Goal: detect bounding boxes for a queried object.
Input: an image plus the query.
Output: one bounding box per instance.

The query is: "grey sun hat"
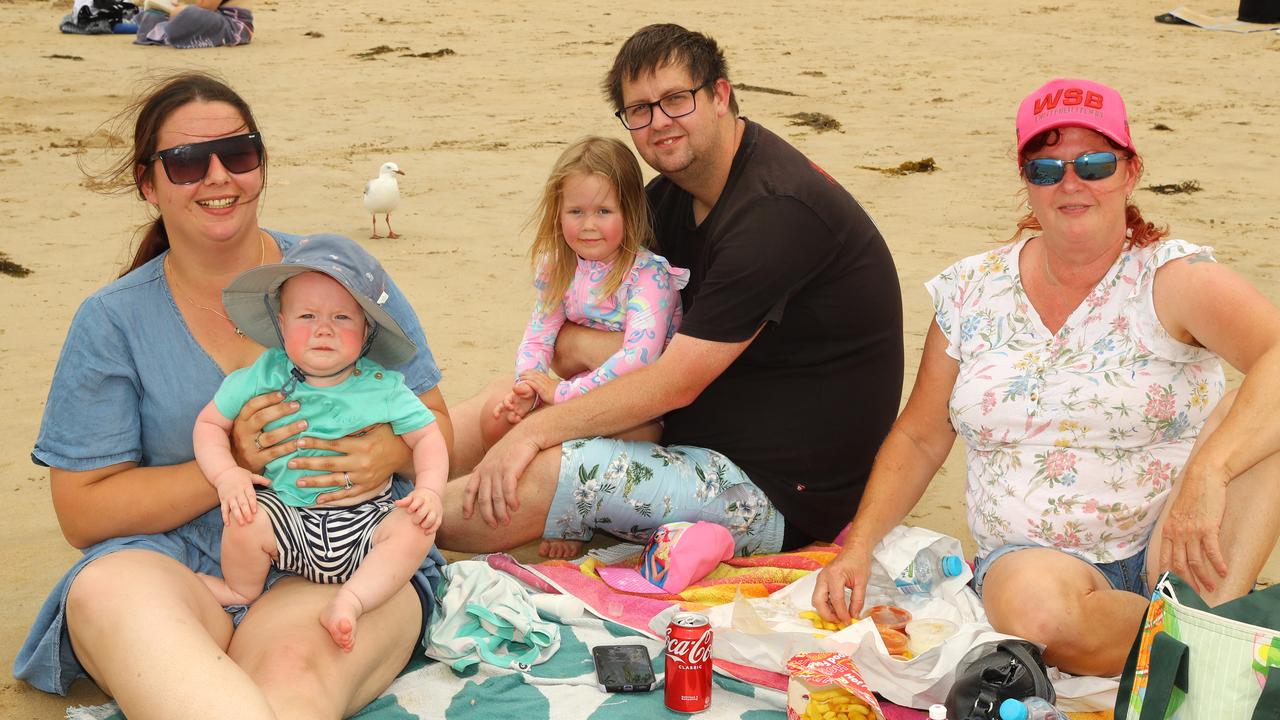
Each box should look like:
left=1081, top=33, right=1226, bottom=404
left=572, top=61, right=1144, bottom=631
left=223, top=233, right=417, bottom=367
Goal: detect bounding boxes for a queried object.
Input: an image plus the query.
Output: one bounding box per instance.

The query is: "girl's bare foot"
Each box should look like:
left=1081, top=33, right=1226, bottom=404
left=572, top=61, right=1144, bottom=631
left=538, top=538, right=584, bottom=559
left=319, top=587, right=364, bottom=652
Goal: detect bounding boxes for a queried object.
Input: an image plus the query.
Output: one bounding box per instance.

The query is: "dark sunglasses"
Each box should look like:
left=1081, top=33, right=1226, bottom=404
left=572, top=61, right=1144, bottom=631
left=1023, top=151, right=1124, bottom=186
left=148, top=132, right=264, bottom=185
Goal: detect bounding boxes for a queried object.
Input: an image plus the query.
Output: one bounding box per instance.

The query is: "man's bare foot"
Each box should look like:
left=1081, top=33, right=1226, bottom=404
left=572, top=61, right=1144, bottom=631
left=197, top=572, right=256, bottom=607
left=539, top=538, right=584, bottom=559
left=320, top=588, right=364, bottom=652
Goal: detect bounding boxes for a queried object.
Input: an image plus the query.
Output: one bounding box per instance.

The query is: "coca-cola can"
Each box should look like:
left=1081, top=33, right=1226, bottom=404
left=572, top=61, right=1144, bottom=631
left=665, top=611, right=712, bottom=713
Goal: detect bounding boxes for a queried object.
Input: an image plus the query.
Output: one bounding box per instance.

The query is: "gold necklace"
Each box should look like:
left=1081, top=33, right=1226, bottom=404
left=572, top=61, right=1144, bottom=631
left=165, top=232, right=266, bottom=337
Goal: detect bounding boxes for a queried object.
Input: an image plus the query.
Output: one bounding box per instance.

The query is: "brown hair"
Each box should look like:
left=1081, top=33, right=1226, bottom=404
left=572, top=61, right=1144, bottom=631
left=603, top=23, right=737, bottom=116
left=1010, top=128, right=1167, bottom=247
left=527, top=136, right=654, bottom=306
left=88, top=72, right=266, bottom=277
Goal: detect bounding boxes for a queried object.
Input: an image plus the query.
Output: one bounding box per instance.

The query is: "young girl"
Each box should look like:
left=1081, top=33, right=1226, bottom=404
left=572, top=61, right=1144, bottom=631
left=481, top=136, right=687, bottom=558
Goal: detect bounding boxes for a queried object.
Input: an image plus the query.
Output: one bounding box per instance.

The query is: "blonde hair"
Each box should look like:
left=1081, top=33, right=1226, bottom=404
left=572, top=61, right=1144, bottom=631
left=527, top=136, right=654, bottom=306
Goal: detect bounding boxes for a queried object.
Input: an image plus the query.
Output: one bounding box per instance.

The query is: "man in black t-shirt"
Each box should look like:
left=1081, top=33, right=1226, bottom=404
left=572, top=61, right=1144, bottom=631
left=439, top=24, right=903, bottom=557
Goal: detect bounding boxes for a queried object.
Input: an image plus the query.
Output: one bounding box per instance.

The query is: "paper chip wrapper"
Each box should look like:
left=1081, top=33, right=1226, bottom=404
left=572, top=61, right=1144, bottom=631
left=786, top=652, right=885, bottom=720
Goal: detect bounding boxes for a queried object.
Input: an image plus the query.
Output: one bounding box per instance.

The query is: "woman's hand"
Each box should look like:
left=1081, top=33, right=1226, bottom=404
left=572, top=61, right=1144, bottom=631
left=812, top=542, right=874, bottom=625
left=230, top=391, right=306, bottom=473
left=1158, top=462, right=1231, bottom=593
left=292, top=423, right=410, bottom=504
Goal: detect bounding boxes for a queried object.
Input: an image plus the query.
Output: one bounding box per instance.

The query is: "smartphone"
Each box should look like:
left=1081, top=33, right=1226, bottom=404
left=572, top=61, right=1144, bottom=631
left=591, top=644, right=657, bottom=693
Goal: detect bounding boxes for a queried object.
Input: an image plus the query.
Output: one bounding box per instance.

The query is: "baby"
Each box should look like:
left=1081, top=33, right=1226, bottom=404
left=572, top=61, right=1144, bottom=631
left=193, top=234, right=446, bottom=651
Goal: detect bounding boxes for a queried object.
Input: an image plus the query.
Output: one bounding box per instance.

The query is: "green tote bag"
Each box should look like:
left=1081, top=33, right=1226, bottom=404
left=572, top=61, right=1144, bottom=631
left=1116, top=572, right=1280, bottom=719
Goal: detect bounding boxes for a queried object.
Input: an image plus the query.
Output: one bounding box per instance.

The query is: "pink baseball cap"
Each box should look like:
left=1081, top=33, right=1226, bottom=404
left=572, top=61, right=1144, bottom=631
left=597, top=521, right=735, bottom=595
left=1015, top=78, right=1134, bottom=157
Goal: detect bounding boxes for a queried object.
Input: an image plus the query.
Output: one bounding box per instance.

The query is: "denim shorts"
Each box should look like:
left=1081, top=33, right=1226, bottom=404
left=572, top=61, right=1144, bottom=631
left=972, top=544, right=1150, bottom=599
left=544, top=437, right=786, bottom=556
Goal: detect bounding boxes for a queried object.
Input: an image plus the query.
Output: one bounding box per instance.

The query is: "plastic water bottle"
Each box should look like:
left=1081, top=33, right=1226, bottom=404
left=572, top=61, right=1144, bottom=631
left=893, top=549, right=965, bottom=595
left=998, top=697, right=1069, bottom=720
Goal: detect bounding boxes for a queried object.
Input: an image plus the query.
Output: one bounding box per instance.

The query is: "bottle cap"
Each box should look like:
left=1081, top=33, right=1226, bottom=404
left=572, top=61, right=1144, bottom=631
left=928, top=703, right=948, bottom=719
left=999, top=698, right=1028, bottom=720
left=941, top=555, right=965, bottom=577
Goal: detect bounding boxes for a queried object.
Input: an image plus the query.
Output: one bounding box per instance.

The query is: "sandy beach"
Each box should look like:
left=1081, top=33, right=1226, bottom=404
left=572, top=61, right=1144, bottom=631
left=2, top=0, right=1278, bottom=716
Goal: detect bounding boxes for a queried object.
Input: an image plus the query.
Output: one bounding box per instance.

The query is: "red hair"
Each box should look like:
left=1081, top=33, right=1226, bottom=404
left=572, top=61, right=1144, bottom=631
left=1009, top=128, right=1169, bottom=248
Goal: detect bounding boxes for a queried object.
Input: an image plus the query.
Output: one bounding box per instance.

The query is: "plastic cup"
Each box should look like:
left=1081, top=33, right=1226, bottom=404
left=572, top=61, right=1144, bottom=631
left=861, top=604, right=912, bottom=632
left=905, top=618, right=959, bottom=656
left=877, top=626, right=909, bottom=656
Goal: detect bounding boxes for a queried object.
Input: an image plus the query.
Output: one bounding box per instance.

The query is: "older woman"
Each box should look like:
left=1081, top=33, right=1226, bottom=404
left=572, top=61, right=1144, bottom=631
left=813, top=78, right=1280, bottom=677
left=14, top=72, right=450, bottom=718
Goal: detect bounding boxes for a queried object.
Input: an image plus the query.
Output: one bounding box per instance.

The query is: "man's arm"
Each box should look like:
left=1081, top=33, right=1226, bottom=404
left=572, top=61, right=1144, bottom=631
left=550, top=323, right=623, bottom=379
left=462, top=328, right=759, bottom=527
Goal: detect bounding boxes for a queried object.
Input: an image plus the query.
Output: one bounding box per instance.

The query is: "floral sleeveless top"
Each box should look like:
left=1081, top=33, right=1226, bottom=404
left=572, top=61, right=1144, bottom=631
left=926, top=238, right=1225, bottom=562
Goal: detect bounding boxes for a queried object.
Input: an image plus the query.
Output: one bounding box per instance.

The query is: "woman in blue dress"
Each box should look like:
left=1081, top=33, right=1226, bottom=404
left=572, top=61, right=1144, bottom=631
left=14, top=71, right=451, bottom=719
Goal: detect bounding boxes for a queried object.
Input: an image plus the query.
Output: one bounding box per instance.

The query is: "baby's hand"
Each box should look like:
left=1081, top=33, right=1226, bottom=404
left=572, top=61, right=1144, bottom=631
left=212, top=467, right=270, bottom=527
left=517, top=370, right=558, bottom=405
left=396, top=487, right=443, bottom=534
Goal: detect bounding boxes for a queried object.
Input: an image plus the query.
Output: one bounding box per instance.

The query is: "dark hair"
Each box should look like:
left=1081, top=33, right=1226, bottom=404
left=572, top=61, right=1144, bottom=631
left=603, top=23, right=737, bottom=116
left=89, top=72, right=266, bottom=277
left=1010, top=128, right=1168, bottom=248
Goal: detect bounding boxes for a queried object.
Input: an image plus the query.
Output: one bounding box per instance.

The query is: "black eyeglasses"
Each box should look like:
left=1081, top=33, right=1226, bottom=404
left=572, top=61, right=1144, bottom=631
left=148, top=132, right=264, bottom=185
left=1023, top=151, right=1124, bottom=186
left=614, top=82, right=711, bottom=130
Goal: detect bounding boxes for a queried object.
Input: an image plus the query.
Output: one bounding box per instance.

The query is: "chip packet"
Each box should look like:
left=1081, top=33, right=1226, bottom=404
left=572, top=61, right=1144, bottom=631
left=786, top=652, right=886, bottom=720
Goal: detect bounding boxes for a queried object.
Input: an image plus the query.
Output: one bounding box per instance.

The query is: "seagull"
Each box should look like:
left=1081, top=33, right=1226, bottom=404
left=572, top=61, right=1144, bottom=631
left=363, top=161, right=405, bottom=239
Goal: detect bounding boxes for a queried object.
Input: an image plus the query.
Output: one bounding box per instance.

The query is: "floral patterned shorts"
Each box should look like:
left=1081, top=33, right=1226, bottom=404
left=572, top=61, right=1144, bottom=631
left=544, top=437, right=786, bottom=556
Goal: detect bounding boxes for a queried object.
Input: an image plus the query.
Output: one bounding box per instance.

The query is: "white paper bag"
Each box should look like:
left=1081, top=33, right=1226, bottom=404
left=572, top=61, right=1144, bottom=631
left=700, top=526, right=1119, bottom=711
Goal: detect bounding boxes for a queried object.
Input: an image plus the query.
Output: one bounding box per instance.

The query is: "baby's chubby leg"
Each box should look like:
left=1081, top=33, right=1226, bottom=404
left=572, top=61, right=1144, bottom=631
left=321, top=508, right=432, bottom=652
left=199, top=509, right=277, bottom=606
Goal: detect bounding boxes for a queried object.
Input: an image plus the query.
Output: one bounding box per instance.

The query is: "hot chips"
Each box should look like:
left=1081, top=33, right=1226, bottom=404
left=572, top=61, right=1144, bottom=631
left=800, top=687, right=873, bottom=720
left=799, top=610, right=852, bottom=632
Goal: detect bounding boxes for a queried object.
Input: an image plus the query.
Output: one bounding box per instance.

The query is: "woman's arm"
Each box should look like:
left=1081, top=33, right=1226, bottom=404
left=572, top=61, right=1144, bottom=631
left=50, top=461, right=218, bottom=549
left=1151, top=257, right=1280, bottom=590
left=812, top=321, right=960, bottom=622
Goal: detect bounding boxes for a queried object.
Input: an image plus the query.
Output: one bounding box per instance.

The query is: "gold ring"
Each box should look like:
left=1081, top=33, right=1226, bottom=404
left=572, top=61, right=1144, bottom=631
left=343, top=472, right=353, bottom=490
left=253, top=432, right=264, bottom=451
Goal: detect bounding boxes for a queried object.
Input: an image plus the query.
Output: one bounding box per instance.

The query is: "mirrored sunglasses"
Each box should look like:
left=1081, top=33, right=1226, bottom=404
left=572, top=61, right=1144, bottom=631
left=149, top=132, right=264, bottom=185
left=1023, top=151, right=1122, bottom=186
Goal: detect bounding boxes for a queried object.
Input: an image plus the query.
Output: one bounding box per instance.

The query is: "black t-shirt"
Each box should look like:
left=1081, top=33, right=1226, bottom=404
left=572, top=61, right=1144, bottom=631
left=649, top=119, right=904, bottom=543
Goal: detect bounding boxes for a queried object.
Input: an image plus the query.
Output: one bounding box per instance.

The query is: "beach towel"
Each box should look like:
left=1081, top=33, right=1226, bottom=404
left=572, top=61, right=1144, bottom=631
left=65, top=611, right=798, bottom=720
left=495, top=528, right=1119, bottom=714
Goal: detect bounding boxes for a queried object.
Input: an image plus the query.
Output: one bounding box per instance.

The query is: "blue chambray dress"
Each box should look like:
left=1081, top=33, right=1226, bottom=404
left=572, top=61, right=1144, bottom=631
left=15, top=229, right=446, bottom=695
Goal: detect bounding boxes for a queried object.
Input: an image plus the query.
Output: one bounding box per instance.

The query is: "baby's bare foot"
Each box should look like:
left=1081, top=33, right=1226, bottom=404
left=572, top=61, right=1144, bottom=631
left=320, top=588, right=364, bottom=652
left=538, top=538, right=584, bottom=559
